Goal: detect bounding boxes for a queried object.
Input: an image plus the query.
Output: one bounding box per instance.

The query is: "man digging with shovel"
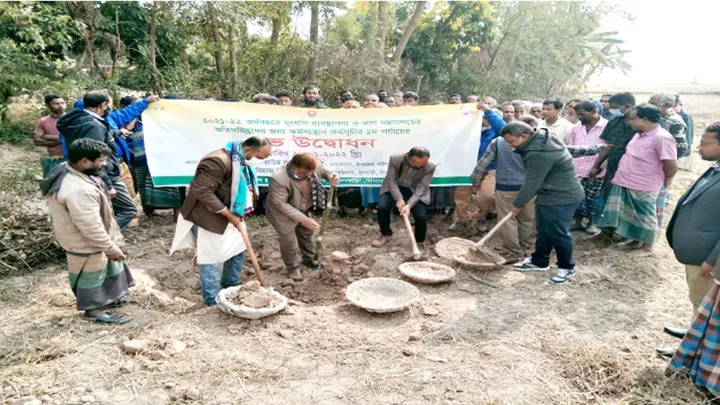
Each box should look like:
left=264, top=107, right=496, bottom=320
left=372, top=147, right=437, bottom=257
left=266, top=152, right=340, bottom=282
left=500, top=122, right=584, bottom=284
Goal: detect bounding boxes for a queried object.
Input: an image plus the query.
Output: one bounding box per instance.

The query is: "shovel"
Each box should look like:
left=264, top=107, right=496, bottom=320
left=238, top=222, right=267, bottom=287
left=402, top=212, right=424, bottom=261
left=463, top=212, right=514, bottom=265
left=311, top=185, right=336, bottom=269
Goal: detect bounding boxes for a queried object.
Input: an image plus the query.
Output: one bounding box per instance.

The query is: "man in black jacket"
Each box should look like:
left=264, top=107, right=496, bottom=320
left=57, top=91, right=137, bottom=230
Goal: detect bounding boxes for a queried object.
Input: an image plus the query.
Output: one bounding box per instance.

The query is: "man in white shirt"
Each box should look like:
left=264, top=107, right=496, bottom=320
left=541, top=97, right=574, bottom=144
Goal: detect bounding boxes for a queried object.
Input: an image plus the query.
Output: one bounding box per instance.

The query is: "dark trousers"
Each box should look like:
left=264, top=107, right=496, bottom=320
left=377, top=188, right=428, bottom=243
left=531, top=203, right=578, bottom=270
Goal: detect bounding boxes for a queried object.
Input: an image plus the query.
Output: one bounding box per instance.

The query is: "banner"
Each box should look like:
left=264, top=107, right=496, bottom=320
left=143, top=100, right=483, bottom=187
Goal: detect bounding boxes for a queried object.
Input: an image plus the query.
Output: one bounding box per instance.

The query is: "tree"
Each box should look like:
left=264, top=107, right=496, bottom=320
left=390, top=1, right=426, bottom=64
left=307, top=1, right=320, bottom=83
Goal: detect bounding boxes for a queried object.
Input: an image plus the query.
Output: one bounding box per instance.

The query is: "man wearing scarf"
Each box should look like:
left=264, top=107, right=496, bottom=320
left=170, top=137, right=272, bottom=306
left=266, top=152, right=340, bottom=281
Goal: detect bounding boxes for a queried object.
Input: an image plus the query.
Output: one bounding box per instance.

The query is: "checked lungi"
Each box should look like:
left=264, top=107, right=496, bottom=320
left=596, top=184, right=659, bottom=245
left=575, top=177, right=603, bottom=219
left=667, top=282, right=720, bottom=398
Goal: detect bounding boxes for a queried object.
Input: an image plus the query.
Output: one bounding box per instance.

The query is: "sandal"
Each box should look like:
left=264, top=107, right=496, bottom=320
left=84, top=312, right=132, bottom=324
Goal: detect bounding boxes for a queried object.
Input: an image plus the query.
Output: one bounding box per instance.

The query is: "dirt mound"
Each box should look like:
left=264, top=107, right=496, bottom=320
left=228, top=281, right=281, bottom=308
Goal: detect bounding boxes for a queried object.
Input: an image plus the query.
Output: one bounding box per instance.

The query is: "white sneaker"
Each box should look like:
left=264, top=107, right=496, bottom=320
left=512, top=258, right=549, bottom=272
left=449, top=221, right=466, bottom=230
left=476, top=220, right=489, bottom=232
left=551, top=268, right=576, bottom=284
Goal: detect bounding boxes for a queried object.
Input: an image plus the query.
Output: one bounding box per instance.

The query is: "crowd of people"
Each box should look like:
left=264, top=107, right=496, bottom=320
left=33, top=85, right=720, bottom=399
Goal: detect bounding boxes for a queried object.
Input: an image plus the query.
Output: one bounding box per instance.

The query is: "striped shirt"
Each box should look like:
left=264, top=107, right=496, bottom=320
left=570, top=118, right=608, bottom=178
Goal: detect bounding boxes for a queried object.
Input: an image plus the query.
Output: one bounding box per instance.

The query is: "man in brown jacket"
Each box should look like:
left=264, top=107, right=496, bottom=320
left=373, top=147, right=437, bottom=248
left=266, top=152, right=339, bottom=281
left=42, top=139, right=134, bottom=324
left=172, top=137, right=272, bottom=306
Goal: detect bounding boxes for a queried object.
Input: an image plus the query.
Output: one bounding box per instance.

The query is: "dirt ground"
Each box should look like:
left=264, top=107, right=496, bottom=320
left=0, top=93, right=717, bottom=405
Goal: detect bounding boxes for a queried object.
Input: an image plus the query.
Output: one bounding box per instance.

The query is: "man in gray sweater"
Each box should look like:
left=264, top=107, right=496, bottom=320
left=500, top=122, right=584, bottom=284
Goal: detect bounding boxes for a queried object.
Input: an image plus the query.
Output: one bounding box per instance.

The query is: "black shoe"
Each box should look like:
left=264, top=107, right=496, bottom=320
left=656, top=346, right=676, bottom=358
left=663, top=325, right=687, bottom=340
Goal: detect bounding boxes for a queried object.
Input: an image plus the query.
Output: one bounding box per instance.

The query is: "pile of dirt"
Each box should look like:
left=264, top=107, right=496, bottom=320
left=229, top=281, right=282, bottom=308
left=458, top=246, right=505, bottom=265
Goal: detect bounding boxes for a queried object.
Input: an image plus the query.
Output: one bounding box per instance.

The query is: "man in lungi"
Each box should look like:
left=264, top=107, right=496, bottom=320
left=596, top=104, right=678, bottom=256
left=171, top=137, right=272, bottom=306
left=568, top=101, right=608, bottom=236
left=266, top=152, right=340, bottom=281
left=665, top=124, right=720, bottom=397
left=42, top=139, right=134, bottom=324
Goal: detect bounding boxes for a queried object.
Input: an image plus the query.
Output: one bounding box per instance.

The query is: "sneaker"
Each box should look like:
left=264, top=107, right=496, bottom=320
left=584, top=225, right=601, bottom=236
left=551, top=268, right=575, bottom=284
left=512, top=258, right=549, bottom=272
left=569, top=224, right=585, bottom=232
left=476, top=219, right=489, bottom=233
left=449, top=221, right=466, bottom=231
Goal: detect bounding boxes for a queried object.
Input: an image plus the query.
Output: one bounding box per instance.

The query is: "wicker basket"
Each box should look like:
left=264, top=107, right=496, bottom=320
left=398, top=261, right=456, bottom=284
left=216, top=286, right=288, bottom=320
left=435, top=237, right=475, bottom=260
left=345, top=277, right=420, bottom=313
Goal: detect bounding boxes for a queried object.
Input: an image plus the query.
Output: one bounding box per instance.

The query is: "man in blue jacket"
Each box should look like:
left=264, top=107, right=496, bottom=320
left=451, top=103, right=506, bottom=232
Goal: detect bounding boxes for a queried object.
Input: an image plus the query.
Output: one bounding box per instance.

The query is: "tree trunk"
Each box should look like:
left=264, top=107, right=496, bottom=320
left=376, top=1, right=389, bottom=62
left=270, top=16, right=281, bottom=46
left=111, top=9, right=119, bottom=79
left=307, top=2, right=319, bottom=83
left=207, top=3, right=226, bottom=91
left=149, top=2, right=162, bottom=94
left=390, top=1, right=425, bottom=64
left=228, top=21, right=238, bottom=95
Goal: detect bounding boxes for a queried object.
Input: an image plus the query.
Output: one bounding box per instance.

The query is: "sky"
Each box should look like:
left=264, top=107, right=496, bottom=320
left=593, top=0, right=720, bottom=85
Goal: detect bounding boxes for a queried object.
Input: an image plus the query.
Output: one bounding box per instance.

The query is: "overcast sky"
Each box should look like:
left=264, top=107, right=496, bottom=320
left=594, top=0, right=719, bottom=85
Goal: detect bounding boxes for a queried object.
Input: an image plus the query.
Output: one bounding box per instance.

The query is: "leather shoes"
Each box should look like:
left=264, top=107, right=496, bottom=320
left=287, top=268, right=303, bottom=282
left=663, top=326, right=688, bottom=340
left=656, top=346, right=676, bottom=358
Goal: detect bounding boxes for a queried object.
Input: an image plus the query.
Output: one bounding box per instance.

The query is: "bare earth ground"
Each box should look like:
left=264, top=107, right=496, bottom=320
left=0, top=94, right=717, bottom=405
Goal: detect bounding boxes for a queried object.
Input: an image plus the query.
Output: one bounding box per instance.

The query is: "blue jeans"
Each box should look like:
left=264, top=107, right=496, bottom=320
left=192, top=226, right=247, bottom=306
left=531, top=203, right=579, bottom=270
left=198, top=252, right=247, bottom=306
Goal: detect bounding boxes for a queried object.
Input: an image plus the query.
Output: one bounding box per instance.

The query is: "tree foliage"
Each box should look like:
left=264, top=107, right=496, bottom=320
left=0, top=0, right=631, bottom=115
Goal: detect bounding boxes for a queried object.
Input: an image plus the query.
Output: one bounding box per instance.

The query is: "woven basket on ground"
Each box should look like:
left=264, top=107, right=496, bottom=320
left=345, top=277, right=419, bottom=313
left=434, top=237, right=475, bottom=260
left=216, top=286, right=288, bottom=320
left=398, top=261, right=456, bottom=284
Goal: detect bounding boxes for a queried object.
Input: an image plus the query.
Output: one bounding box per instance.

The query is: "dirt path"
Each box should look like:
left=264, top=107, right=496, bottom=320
left=1, top=94, right=716, bottom=405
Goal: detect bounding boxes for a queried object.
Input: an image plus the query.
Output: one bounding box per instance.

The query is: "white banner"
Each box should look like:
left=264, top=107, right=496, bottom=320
left=142, top=100, right=483, bottom=187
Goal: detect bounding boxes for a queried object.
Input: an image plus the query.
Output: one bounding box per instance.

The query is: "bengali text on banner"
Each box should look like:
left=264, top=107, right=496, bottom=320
left=142, top=100, right=483, bottom=187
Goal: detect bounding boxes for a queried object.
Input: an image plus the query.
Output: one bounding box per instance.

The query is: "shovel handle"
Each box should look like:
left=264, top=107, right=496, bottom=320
left=402, top=212, right=421, bottom=256
left=238, top=222, right=266, bottom=287
left=312, top=185, right=336, bottom=265
left=474, top=212, right=514, bottom=248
